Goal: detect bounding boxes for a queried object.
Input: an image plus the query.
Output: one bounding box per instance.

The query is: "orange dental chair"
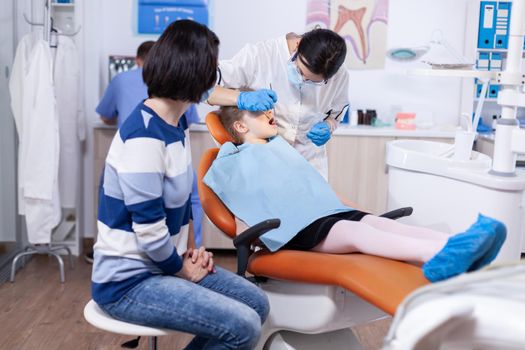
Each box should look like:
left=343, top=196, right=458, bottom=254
left=197, top=111, right=430, bottom=349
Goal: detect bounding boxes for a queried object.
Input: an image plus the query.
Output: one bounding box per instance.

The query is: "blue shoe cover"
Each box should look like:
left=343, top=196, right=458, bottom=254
left=423, top=216, right=496, bottom=282
left=468, top=214, right=507, bottom=271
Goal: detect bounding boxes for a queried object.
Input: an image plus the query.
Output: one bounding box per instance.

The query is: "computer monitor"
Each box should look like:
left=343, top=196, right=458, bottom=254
left=108, top=55, right=136, bottom=81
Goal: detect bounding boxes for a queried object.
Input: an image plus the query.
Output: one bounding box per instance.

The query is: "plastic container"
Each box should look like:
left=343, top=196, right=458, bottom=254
left=395, top=112, right=416, bottom=130
left=453, top=130, right=476, bottom=161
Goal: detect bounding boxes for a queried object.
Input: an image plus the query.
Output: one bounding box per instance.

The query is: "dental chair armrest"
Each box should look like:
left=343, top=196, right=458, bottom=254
left=380, top=207, right=413, bottom=220
left=233, top=219, right=281, bottom=277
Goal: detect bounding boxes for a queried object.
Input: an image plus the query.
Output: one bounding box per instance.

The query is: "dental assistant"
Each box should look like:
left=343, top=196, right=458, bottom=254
left=208, top=28, right=350, bottom=179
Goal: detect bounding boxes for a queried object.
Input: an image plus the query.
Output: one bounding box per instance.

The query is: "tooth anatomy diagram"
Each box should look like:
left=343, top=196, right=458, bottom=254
left=307, top=0, right=389, bottom=69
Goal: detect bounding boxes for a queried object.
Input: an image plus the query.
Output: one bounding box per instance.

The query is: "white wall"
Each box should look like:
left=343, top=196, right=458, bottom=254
left=350, top=0, right=471, bottom=125
left=77, top=0, right=470, bottom=237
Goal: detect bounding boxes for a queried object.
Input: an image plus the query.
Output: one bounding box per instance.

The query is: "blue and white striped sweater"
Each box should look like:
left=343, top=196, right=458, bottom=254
left=92, top=103, right=193, bottom=305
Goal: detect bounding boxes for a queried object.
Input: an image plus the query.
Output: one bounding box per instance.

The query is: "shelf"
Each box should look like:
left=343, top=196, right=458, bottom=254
left=477, top=48, right=525, bottom=55
left=477, top=48, right=509, bottom=53
left=474, top=98, right=497, bottom=102
left=407, top=68, right=496, bottom=79
left=51, top=3, right=74, bottom=7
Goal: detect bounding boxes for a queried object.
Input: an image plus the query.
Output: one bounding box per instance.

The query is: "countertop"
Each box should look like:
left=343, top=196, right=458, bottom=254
left=93, top=120, right=456, bottom=138
left=188, top=123, right=457, bottom=138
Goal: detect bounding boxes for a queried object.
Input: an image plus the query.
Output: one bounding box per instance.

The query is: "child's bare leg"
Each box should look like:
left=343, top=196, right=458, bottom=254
left=361, top=215, right=449, bottom=241
left=311, top=220, right=446, bottom=262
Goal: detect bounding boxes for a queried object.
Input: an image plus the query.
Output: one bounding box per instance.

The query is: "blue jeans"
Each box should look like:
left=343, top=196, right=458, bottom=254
left=99, top=267, right=269, bottom=350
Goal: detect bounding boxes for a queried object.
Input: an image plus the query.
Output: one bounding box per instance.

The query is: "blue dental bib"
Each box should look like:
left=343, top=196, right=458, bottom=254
left=203, top=136, right=353, bottom=251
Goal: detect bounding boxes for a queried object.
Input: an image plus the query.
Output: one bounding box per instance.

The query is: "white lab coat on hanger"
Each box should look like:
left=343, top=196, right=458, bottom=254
left=219, top=35, right=350, bottom=179
left=9, top=30, right=61, bottom=244
left=54, top=35, right=84, bottom=209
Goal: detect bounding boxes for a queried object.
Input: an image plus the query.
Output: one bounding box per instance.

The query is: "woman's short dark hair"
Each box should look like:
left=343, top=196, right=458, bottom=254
left=297, top=29, right=346, bottom=80
left=143, top=20, right=220, bottom=103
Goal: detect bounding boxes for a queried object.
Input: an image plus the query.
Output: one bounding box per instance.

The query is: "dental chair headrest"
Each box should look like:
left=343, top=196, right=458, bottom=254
left=205, top=111, right=234, bottom=145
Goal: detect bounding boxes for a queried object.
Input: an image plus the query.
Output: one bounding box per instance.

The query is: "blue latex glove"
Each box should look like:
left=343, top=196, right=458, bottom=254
left=307, top=122, right=331, bottom=146
left=237, top=89, right=278, bottom=111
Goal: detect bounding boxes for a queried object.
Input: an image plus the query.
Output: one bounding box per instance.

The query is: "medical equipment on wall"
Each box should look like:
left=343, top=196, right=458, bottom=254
left=384, top=263, right=525, bottom=350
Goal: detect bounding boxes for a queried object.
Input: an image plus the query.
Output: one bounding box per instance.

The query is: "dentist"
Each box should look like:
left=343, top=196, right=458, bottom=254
left=208, top=28, right=350, bottom=179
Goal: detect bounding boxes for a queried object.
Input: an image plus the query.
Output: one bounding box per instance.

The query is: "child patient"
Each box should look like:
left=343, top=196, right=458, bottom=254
left=203, top=106, right=507, bottom=282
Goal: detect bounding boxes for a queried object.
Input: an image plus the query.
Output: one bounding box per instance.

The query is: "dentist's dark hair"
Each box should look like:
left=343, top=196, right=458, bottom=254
left=297, top=29, right=346, bottom=80
left=143, top=20, right=220, bottom=102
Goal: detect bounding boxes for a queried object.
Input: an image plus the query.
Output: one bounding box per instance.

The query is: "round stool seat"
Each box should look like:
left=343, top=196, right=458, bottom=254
left=84, top=299, right=177, bottom=337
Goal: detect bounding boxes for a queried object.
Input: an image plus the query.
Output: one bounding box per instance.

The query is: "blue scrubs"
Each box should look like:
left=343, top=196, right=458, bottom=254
left=96, top=68, right=201, bottom=127
left=96, top=68, right=148, bottom=128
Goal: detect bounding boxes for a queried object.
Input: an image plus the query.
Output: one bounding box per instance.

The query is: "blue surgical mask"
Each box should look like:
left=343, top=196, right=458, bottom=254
left=200, top=85, right=215, bottom=102
left=287, top=61, right=303, bottom=87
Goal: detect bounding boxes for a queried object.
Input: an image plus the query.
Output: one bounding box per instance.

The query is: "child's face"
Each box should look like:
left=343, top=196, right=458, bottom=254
left=242, top=110, right=278, bottom=142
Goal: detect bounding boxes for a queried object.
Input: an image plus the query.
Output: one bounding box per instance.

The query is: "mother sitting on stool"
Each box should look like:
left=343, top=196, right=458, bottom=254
left=91, top=20, right=269, bottom=350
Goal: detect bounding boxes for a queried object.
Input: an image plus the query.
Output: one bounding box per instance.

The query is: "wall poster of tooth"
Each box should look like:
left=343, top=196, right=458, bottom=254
left=306, top=0, right=388, bottom=69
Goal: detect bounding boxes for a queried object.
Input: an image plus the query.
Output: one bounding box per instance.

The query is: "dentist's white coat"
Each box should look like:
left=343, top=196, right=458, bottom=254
left=219, top=35, right=350, bottom=179
left=54, top=35, right=84, bottom=209
left=9, top=31, right=61, bottom=244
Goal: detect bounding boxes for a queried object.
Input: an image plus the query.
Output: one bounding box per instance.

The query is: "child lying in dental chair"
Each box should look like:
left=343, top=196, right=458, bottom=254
left=203, top=106, right=507, bottom=282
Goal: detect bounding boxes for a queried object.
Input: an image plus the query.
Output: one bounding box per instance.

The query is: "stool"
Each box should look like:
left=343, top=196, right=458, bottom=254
left=83, top=299, right=177, bottom=350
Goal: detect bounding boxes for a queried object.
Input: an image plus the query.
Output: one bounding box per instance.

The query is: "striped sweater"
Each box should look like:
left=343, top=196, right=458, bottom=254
left=92, top=103, right=192, bottom=305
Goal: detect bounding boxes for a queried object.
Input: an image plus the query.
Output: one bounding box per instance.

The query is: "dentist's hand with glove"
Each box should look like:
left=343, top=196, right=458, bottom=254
left=307, top=120, right=336, bottom=146
left=207, top=28, right=350, bottom=180
left=237, top=89, right=278, bottom=111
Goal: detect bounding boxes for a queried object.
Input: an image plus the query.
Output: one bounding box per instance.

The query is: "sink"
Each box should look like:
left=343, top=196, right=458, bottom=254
left=386, top=139, right=525, bottom=262
left=386, top=139, right=492, bottom=175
